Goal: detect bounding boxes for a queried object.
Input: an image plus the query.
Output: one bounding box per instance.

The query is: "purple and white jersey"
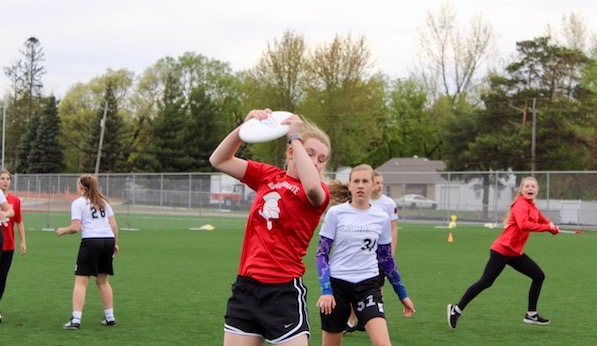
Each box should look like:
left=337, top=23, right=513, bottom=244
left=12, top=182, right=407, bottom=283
left=319, top=201, right=391, bottom=283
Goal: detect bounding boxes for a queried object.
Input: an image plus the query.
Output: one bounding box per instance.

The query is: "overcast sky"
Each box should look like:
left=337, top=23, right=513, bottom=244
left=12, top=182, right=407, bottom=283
left=2, top=0, right=596, bottom=98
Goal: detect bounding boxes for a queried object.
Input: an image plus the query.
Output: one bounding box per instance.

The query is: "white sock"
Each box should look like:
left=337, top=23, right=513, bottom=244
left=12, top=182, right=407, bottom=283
left=104, top=308, right=115, bottom=321
left=454, top=305, right=462, bottom=314
left=72, top=311, right=82, bottom=323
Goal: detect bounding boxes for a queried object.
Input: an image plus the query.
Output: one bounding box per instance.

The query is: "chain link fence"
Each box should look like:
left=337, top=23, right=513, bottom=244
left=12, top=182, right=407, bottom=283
left=13, top=171, right=597, bottom=228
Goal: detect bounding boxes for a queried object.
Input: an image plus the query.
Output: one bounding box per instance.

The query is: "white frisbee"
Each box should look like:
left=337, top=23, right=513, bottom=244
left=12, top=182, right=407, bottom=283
left=239, top=111, right=293, bottom=143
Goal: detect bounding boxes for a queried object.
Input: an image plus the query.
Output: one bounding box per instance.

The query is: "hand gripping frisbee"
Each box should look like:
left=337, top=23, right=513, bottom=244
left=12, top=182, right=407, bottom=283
left=239, top=111, right=293, bottom=143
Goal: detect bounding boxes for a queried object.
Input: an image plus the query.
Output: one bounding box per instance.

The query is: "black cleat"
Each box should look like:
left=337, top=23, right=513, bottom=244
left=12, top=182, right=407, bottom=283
left=447, top=304, right=461, bottom=329
left=102, top=318, right=116, bottom=326
left=63, top=319, right=81, bottom=330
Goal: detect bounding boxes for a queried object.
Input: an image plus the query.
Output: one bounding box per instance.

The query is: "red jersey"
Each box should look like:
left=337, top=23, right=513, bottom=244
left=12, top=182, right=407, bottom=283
left=2, top=193, right=23, bottom=251
left=238, top=160, right=330, bottom=283
left=490, top=196, right=552, bottom=257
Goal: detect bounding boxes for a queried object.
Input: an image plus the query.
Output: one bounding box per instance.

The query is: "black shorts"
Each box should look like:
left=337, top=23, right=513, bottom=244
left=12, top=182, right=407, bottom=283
left=321, top=277, right=385, bottom=333
left=376, top=264, right=386, bottom=287
left=74, top=238, right=115, bottom=276
left=224, top=275, right=310, bottom=344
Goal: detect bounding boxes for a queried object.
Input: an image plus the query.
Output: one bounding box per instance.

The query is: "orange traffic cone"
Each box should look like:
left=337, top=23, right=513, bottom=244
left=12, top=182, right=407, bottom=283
left=448, top=232, right=454, bottom=243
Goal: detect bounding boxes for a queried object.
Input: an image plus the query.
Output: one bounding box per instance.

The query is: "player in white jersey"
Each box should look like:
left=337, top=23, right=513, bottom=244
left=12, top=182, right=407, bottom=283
left=346, top=170, right=400, bottom=332
left=315, top=164, right=415, bottom=346
left=370, top=171, right=399, bottom=254
left=56, top=174, right=119, bottom=330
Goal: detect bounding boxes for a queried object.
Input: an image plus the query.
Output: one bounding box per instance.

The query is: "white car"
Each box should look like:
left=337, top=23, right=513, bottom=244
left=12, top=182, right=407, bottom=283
left=395, top=194, right=437, bottom=209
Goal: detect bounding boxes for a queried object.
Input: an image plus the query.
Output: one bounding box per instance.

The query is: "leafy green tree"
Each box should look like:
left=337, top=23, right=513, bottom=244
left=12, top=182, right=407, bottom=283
left=242, top=30, right=309, bottom=167
left=379, top=78, right=439, bottom=160
left=578, top=55, right=597, bottom=170
left=489, top=36, right=592, bottom=170
left=58, top=69, right=134, bottom=172
left=58, top=83, right=99, bottom=172
left=443, top=36, right=597, bottom=215
left=27, top=96, right=65, bottom=173
left=302, top=34, right=386, bottom=169
left=445, top=36, right=594, bottom=172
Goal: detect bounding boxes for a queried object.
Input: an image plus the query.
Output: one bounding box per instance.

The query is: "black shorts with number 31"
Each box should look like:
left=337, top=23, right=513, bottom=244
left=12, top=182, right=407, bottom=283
left=320, top=276, right=385, bottom=333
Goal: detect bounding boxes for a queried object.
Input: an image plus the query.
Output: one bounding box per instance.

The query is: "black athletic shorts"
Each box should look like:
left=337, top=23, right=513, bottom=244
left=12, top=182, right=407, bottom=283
left=224, top=275, right=310, bottom=344
left=74, top=237, right=115, bottom=276
left=320, top=276, right=385, bottom=333
left=376, top=264, right=386, bottom=287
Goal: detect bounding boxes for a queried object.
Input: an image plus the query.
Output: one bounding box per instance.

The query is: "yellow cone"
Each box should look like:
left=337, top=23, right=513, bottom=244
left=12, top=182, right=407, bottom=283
left=448, top=232, right=454, bottom=243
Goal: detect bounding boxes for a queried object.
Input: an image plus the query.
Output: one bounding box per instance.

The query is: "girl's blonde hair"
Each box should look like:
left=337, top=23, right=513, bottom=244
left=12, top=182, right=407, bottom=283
left=78, top=174, right=108, bottom=210
left=503, top=176, right=539, bottom=225
left=284, top=116, right=332, bottom=176
left=299, top=117, right=331, bottom=160
left=328, top=164, right=374, bottom=203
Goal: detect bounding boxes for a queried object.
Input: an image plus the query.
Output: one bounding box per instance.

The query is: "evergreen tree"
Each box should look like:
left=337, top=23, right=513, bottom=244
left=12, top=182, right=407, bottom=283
left=3, top=37, right=47, bottom=169
left=82, top=83, right=129, bottom=173
left=187, top=86, right=220, bottom=171
left=28, top=96, right=65, bottom=173
left=139, top=72, right=190, bottom=172
left=14, top=113, right=40, bottom=173
left=21, top=37, right=46, bottom=121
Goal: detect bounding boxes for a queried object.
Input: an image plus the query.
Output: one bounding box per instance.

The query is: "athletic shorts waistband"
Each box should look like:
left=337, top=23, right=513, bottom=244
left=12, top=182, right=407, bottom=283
left=235, top=275, right=299, bottom=287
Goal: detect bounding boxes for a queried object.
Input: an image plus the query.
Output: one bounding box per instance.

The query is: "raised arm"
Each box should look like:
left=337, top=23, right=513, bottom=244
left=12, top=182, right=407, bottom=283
left=209, top=110, right=273, bottom=180
left=283, top=115, right=327, bottom=207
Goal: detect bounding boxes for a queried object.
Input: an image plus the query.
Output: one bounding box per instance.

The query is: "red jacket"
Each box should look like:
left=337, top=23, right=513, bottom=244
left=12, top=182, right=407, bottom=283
left=490, top=196, right=552, bottom=257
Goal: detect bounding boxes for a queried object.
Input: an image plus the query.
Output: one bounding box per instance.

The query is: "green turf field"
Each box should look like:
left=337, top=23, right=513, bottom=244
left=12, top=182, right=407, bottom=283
left=1, top=211, right=595, bottom=345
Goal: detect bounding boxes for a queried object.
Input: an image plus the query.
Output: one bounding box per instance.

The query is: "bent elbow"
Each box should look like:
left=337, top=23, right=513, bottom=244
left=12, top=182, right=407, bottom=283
left=209, top=153, right=224, bottom=170
left=306, top=187, right=326, bottom=207
left=208, top=154, right=218, bottom=167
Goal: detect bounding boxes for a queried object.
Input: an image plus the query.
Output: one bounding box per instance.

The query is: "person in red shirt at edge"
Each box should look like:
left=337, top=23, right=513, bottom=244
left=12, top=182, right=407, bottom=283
left=447, top=176, right=559, bottom=330
left=209, top=108, right=331, bottom=346
left=0, top=170, right=26, bottom=323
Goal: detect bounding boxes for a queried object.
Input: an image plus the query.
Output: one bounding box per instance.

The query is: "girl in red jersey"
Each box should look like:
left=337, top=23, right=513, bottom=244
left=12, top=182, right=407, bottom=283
left=448, top=176, right=559, bottom=329
left=0, top=170, right=25, bottom=323
left=210, top=109, right=331, bottom=346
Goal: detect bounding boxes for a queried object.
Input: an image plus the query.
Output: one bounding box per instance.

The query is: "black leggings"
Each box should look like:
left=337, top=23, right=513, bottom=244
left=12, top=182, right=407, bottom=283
left=457, top=250, right=545, bottom=311
left=0, top=250, right=14, bottom=302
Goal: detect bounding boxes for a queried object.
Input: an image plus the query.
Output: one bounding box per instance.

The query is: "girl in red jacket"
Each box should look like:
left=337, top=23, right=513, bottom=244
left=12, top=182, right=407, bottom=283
left=447, top=176, right=559, bottom=329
